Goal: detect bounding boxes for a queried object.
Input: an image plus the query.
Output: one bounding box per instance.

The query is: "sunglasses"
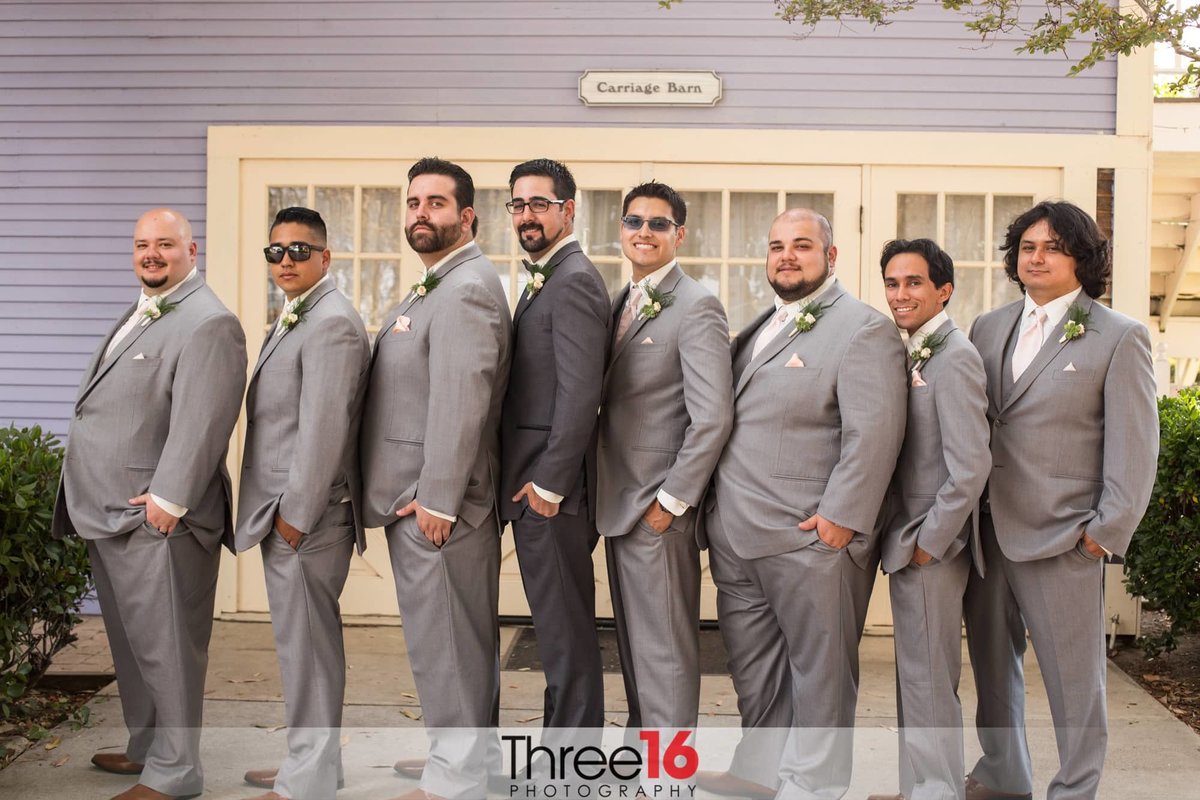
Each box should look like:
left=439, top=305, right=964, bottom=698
left=263, top=242, right=325, bottom=264
left=621, top=215, right=679, bottom=233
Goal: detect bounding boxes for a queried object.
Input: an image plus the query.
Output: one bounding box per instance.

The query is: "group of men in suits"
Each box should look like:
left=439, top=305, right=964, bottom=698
left=53, top=157, right=1158, bottom=800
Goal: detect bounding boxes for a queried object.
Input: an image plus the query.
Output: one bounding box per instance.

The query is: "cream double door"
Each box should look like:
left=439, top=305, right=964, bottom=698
left=231, top=157, right=864, bottom=619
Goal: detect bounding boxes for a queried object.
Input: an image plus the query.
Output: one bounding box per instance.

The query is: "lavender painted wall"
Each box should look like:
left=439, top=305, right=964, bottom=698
left=0, top=0, right=1116, bottom=436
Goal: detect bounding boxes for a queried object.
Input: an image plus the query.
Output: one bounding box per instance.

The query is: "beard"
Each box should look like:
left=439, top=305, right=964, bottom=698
left=405, top=220, right=461, bottom=254
left=517, top=221, right=551, bottom=254
left=769, top=260, right=830, bottom=303
left=138, top=259, right=170, bottom=289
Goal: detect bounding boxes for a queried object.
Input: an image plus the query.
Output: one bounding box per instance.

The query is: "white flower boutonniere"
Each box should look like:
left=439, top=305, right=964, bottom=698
left=908, top=331, right=948, bottom=374
left=278, top=297, right=309, bottom=335
left=410, top=270, right=440, bottom=301
left=790, top=300, right=831, bottom=336
left=523, top=260, right=556, bottom=299
left=1059, top=303, right=1090, bottom=343
left=139, top=295, right=177, bottom=327
left=638, top=282, right=675, bottom=320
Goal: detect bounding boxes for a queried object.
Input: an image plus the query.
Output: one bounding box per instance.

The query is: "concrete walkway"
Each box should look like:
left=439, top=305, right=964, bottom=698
left=2, top=616, right=1198, bottom=799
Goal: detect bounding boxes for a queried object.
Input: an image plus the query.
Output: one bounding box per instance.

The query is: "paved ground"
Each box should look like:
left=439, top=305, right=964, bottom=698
left=2, top=616, right=1198, bottom=798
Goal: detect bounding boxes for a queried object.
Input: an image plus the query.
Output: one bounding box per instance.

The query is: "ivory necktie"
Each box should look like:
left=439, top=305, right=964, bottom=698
left=1011, top=306, right=1047, bottom=381
left=615, top=285, right=643, bottom=342
left=751, top=308, right=789, bottom=359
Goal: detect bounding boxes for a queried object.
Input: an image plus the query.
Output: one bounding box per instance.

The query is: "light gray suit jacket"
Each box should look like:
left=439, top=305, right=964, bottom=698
left=500, top=241, right=610, bottom=521
left=52, top=274, right=248, bottom=552
left=359, top=243, right=512, bottom=531
left=235, top=280, right=371, bottom=553
left=712, top=279, right=907, bottom=568
left=879, top=319, right=991, bottom=575
left=596, top=265, right=733, bottom=539
left=970, top=293, right=1158, bottom=560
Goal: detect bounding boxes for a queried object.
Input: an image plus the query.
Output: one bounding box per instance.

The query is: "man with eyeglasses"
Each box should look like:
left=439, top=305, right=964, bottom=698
left=235, top=207, right=371, bottom=800
left=596, top=181, right=733, bottom=738
left=499, top=160, right=610, bottom=756
left=359, top=157, right=512, bottom=800
left=697, top=209, right=906, bottom=800
left=52, top=208, right=246, bottom=800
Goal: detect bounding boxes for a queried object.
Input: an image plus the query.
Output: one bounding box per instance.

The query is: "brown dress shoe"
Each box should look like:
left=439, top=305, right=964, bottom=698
left=965, top=776, right=1033, bottom=800
left=244, top=768, right=279, bottom=789
left=242, top=793, right=289, bottom=800
left=110, top=785, right=198, bottom=800
left=866, top=794, right=905, bottom=800
left=695, top=770, right=775, bottom=799
left=92, top=751, right=145, bottom=775
left=393, top=756, right=425, bottom=778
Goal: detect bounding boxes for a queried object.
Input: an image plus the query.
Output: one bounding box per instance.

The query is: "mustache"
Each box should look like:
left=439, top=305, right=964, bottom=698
left=519, top=223, right=543, bottom=234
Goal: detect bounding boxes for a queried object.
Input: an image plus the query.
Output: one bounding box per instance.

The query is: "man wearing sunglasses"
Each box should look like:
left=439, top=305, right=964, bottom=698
left=698, top=209, right=906, bottom=800
left=52, top=208, right=246, bottom=800
left=360, top=157, right=512, bottom=800
left=596, top=181, right=733, bottom=738
left=236, top=207, right=371, bottom=800
left=499, top=160, right=610, bottom=757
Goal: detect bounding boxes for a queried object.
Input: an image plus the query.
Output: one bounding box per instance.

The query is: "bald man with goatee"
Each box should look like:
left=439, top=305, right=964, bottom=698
left=53, top=209, right=247, bottom=800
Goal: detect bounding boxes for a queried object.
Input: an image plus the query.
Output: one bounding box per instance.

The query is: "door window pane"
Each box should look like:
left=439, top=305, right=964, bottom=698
left=475, top=188, right=512, bottom=257
left=580, top=190, right=622, bottom=258
left=950, top=267, right=986, bottom=331
left=268, top=186, right=306, bottom=228
left=992, top=195, right=1034, bottom=259
left=898, top=194, right=937, bottom=241
left=785, top=193, right=835, bottom=227
left=946, top=195, right=986, bottom=262
left=361, top=189, right=406, bottom=252
left=315, top=187, right=354, bottom=252
left=728, top=263, right=774, bottom=333
left=681, top=263, right=721, bottom=298
left=330, top=258, right=354, bottom=300
left=992, top=268, right=1024, bottom=308
left=360, top=260, right=400, bottom=328
left=678, top=192, right=721, bottom=259
left=729, top=193, right=776, bottom=259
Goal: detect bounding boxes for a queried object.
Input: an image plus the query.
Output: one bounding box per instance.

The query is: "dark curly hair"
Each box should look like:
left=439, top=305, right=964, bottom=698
left=1001, top=201, right=1110, bottom=299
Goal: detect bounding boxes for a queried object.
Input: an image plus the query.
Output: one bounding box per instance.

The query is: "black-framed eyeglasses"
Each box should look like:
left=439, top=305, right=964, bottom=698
left=506, top=197, right=568, bottom=214
left=263, top=242, right=325, bottom=264
left=621, top=215, right=679, bottom=233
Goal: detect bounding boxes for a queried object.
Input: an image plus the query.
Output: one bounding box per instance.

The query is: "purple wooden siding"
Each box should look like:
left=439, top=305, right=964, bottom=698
left=0, top=0, right=1116, bottom=436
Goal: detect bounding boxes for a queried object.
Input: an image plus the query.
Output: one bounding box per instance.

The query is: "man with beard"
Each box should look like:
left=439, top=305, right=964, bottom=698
left=499, top=159, right=609, bottom=749
left=696, top=209, right=906, bottom=800
left=52, top=208, right=246, bottom=800
left=359, top=157, right=512, bottom=800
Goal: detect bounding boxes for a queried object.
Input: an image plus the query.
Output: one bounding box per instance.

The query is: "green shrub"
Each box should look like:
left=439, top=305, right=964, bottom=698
left=0, top=425, right=92, bottom=716
left=1124, top=387, right=1200, bottom=657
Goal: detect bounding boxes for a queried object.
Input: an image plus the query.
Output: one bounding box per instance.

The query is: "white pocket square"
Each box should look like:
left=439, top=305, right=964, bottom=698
left=392, top=315, right=412, bottom=333
left=132, top=352, right=146, bottom=360
left=784, top=353, right=804, bottom=368
left=640, top=336, right=654, bottom=344
left=1063, top=362, right=1077, bottom=372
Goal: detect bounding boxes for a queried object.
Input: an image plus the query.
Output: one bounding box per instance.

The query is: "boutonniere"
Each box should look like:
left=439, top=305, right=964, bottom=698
left=410, top=270, right=440, bottom=301
left=789, top=300, right=831, bottom=336
left=1059, top=303, right=1090, bottom=343
left=638, top=282, right=675, bottom=320
left=278, top=297, right=309, bottom=334
left=139, top=295, right=177, bottom=327
left=908, top=331, right=948, bottom=373
left=523, top=260, right=555, bottom=299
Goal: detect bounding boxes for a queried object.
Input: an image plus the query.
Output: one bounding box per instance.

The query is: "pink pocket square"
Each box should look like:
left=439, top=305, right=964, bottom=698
left=392, top=316, right=412, bottom=333
left=785, top=353, right=804, bottom=368
left=911, top=369, right=927, bottom=387
left=640, top=336, right=654, bottom=344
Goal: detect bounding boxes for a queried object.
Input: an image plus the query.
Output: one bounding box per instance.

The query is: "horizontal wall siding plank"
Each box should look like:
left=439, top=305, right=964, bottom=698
left=0, top=385, right=80, bottom=403
left=0, top=351, right=90, bottom=371
left=0, top=369, right=85, bottom=387
left=0, top=335, right=112, bottom=354
left=0, top=202, right=206, bottom=221
left=0, top=302, right=132, bottom=320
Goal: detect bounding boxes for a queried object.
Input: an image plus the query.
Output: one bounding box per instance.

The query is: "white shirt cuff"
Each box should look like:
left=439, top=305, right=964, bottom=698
left=656, top=489, right=689, bottom=517
left=532, top=483, right=565, bottom=504
left=150, top=493, right=188, bottom=518
left=424, top=506, right=457, bottom=523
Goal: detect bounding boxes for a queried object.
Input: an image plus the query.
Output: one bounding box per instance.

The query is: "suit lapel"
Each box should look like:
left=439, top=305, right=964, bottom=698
left=735, top=282, right=848, bottom=398
left=1001, top=294, right=1092, bottom=412
left=984, top=301, right=1023, bottom=414
left=732, top=307, right=774, bottom=383
left=251, top=280, right=337, bottom=384
left=610, top=265, right=683, bottom=364
left=513, top=242, right=578, bottom=326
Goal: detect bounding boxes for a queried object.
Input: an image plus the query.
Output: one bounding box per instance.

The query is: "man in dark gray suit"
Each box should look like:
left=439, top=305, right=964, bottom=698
left=597, top=181, right=733, bottom=734
left=697, top=209, right=906, bottom=800
left=52, top=208, right=246, bottom=800
left=499, top=159, right=609, bottom=743
left=236, top=207, right=370, bottom=800
left=359, top=158, right=512, bottom=800
left=964, top=201, right=1158, bottom=800
left=866, top=239, right=990, bottom=800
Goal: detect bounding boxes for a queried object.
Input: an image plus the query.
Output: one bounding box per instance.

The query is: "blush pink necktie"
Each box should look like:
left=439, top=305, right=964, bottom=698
left=1011, top=306, right=1047, bottom=381
left=752, top=308, right=789, bottom=359
left=615, top=285, right=643, bottom=342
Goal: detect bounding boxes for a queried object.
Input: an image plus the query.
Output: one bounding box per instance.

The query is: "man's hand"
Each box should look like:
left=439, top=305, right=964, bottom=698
left=513, top=482, right=560, bottom=519
left=274, top=511, right=304, bottom=550
left=1080, top=531, right=1106, bottom=559
left=398, top=499, right=453, bottom=547
left=910, top=545, right=934, bottom=567
left=798, top=513, right=853, bottom=550
left=130, top=494, right=179, bottom=536
left=642, top=500, right=675, bottom=534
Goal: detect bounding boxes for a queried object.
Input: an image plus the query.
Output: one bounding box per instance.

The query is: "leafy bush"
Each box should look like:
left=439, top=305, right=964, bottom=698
left=0, top=425, right=92, bottom=716
left=1124, top=387, right=1200, bottom=656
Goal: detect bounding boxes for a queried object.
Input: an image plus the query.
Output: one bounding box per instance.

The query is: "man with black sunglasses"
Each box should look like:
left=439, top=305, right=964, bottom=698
left=596, top=181, right=733, bottom=739
left=499, top=160, right=610, bottom=757
left=235, top=207, right=371, bottom=800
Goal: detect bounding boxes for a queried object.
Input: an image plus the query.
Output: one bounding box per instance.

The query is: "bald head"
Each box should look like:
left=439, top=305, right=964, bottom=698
left=133, top=208, right=197, bottom=295
left=766, top=208, right=837, bottom=302
left=772, top=208, right=832, bottom=253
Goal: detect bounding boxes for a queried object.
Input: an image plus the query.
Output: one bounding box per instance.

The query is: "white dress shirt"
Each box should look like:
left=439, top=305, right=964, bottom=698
left=1017, top=286, right=1084, bottom=346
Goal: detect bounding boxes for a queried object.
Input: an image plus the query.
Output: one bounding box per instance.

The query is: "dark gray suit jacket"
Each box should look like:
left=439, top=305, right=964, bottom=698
left=879, top=319, right=991, bottom=575
left=499, top=241, right=610, bottom=521
left=235, top=280, right=371, bottom=553
left=52, top=274, right=247, bottom=552
left=970, top=293, right=1158, bottom=559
